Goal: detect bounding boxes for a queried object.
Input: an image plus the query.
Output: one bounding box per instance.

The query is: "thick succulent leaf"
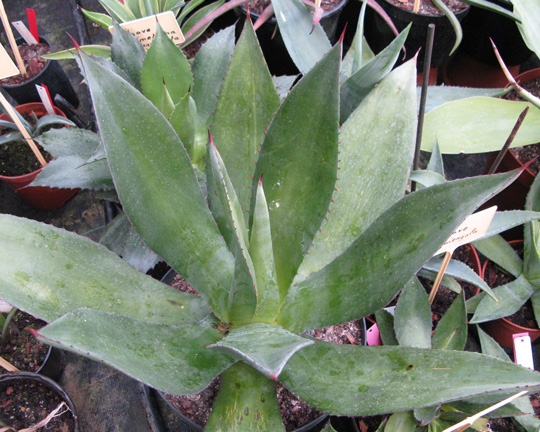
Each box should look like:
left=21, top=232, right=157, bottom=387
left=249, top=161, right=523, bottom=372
left=0, top=131, right=22, bottom=145
left=479, top=210, right=540, bottom=241
left=375, top=309, right=398, bottom=346
left=280, top=342, right=540, bottom=416
left=427, top=140, right=444, bottom=176
left=139, top=0, right=159, bottom=15
left=470, top=275, right=535, bottom=323
left=111, top=20, right=146, bottom=88
left=0, top=214, right=209, bottom=325
left=34, top=128, right=100, bottom=158
left=207, top=142, right=257, bottom=324
left=99, top=212, right=160, bottom=272
left=80, top=9, right=114, bottom=29
left=474, top=234, right=523, bottom=278
left=180, top=0, right=224, bottom=45
left=141, top=23, right=192, bottom=106
left=124, top=0, right=142, bottom=16
left=512, top=0, right=540, bottom=56
left=423, top=256, right=493, bottom=298
left=252, top=43, right=340, bottom=298
left=462, top=0, right=519, bottom=21
left=250, top=179, right=281, bottom=322
left=384, top=412, right=417, bottom=432
left=532, top=290, right=540, bottom=329
left=422, top=86, right=503, bottom=114
left=208, top=323, right=314, bottom=380
left=205, top=362, right=285, bottom=432
left=211, top=20, right=280, bottom=216
left=394, top=277, right=432, bottom=349
left=418, top=269, right=462, bottom=294
left=340, top=25, right=410, bottom=123
left=273, top=75, right=297, bottom=100
left=169, top=94, right=197, bottom=158
left=342, top=36, right=376, bottom=80
left=280, top=171, right=521, bottom=333
left=191, top=24, right=235, bottom=130
left=79, top=49, right=235, bottom=321
left=270, top=0, right=331, bottom=74
left=422, top=98, right=540, bottom=154
left=431, top=293, right=467, bottom=351
left=99, top=0, right=137, bottom=21
left=37, top=310, right=234, bottom=395
left=511, top=395, right=540, bottom=432
left=524, top=173, right=540, bottom=285
left=477, top=326, right=511, bottom=362
left=34, top=116, right=75, bottom=135
left=414, top=405, right=440, bottom=426
left=295, top=60, right=416, bottom=283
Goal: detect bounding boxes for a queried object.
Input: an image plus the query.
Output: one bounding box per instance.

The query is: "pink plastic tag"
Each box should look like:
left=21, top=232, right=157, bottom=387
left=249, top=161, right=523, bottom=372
left=366, top=324, right=382, bottom=346
left=513, top=333, right=534, bottom=370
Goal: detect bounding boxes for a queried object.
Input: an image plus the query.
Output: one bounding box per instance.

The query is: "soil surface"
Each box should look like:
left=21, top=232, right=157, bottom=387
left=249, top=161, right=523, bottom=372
left=504, top=77, right=540, bottom=175
left=0, top=378, right=76, bottom=431
left=386, top=0, right=468, bottom=15
left=0, top=311, right=49, bottom=372
left=0, top=42, right=50, bottom=86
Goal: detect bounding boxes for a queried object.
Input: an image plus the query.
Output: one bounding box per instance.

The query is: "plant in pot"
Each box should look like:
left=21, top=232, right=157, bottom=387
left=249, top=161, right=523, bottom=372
left=0, top=99, right=81, bottom=210
left=1, top=16, right=540, bottom=432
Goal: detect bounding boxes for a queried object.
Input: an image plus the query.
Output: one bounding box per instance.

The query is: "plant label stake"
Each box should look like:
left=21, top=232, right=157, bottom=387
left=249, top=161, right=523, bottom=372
left=429, top=206, right=497, bottom=304
left=0, top=92, right=47, bottom=167
left=109, top=11, right=185, bottom=50
left=0, top=355, right=19, bottom=372
left=0, top=0, right=27, bottom=76
left=0, top=43, right=19, bottom=80
left=442, top=390, right=528, bottom=432
left=11, top=20, right=38, bottom=45
left=513, top=333, right=534, bottom=370
left=36, top=84, right=55, bottom=115
left=26, top=8, right=39, bottom=42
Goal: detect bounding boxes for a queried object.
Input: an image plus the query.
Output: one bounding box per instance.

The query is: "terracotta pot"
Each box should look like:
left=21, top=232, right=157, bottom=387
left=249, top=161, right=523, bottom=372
left=479, top=239, right=540, bottom=349
left=0, top=102, right=79, bottom=210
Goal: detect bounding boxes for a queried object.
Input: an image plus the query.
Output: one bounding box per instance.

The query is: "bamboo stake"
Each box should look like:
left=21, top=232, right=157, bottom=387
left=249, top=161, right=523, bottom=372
left=413, top=0, right=421, bottom=13
left=0, top=92, right=47, bottom=167
left=442, top=391, right=527, bottom=432
left=0, top=354, right=19, bottom=372
left=0, top=0, right=27, bottom=76
left=428, top=251, right=452, bottom=304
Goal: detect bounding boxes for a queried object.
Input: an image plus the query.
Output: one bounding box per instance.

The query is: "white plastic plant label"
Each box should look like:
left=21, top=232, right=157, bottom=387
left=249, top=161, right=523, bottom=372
left=0, top=299, right=13, bottom=313
left=12, top=20, right=38, bottom=45
left=110, top=11, right=185, bottom=50
left=36, top=85, right=55, bottom=115
left=434, top=206, right=497, bottom=256
left=0, top=43, right=19, bottom=80
left=513, top=333, right=534, bottom=370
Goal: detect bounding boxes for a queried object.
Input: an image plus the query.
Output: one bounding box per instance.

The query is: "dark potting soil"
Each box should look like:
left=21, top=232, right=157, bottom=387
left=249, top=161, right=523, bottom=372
left=0, top=42, right=50, bottom=86
left=165, top=273, right=366, bottom=430
left=247, top=0, right=341, bottom=15
left=0, top=379, right=76, bottom=431
left=0, top=139, right=52, bottom=176
left=386, top=0, right=468, bottom=15
left=504, top=77, right=540, bottom=176
left=0, top=311, right=48, bottom=372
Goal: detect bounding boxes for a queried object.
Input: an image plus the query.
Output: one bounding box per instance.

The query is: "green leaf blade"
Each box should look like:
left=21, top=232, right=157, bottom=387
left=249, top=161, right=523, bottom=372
left=432, top=293, right=467, bottom=351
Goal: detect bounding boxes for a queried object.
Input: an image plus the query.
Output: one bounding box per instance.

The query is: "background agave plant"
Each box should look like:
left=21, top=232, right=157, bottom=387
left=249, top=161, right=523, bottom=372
left=0, top=19, right=540, bottom=432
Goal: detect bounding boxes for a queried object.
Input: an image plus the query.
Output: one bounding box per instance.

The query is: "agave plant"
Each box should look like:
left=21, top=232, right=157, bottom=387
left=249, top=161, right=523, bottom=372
left=1, top=18, right=539, bottom=432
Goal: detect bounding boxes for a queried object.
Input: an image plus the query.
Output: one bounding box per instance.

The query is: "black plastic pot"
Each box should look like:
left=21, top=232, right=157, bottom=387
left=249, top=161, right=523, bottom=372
left=460, top=0, right=533, bottom=66
left=364, top=0, right=470, bottom=69
left=0, top=37, right=79, bottom=107
left=0, top=371, right=79, bottom=431
left=237, top=0, right=349, bottom=75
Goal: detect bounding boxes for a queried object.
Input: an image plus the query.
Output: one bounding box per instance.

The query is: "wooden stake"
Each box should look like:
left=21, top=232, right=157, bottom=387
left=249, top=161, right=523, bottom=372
left=413, top=0, right=421, bottom=13
left=442, top=391, right=527, bottom=432
left=0, top=92, right=47, bottom=167
left=428, top=251, right=452, bottom=304
left=0, top=0, right=27, bottom=76
left=0, top=354, right=19, bottom=372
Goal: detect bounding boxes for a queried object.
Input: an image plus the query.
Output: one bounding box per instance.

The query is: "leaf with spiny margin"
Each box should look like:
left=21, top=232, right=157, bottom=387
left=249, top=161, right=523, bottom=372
left=524, top=173, right=540, bottom=285
left=0, top=214, right=209, bottom=325
left=474, top=234, right=523, bottom=278
left=250, top=179, right=281, bottom=323
left=252, top=42, right=340, bottom=297
left=469, top=275, right=535, bottom=323
left=477, top=326, right=511, bottom=362
left=375, top=309, right=398, bottom=346
left=111, top=20, right=146, bottom=88
left=98, top=0, right=137, bottom=22
left=211, top=19, right=280, bottom=217
left=295, top=60, right=416, bottom=284
left=191, top=25, right=235, bottom=129
left=205, top=362, right=285, bottom=432
left=207, top=142, right=257, bottom=324
left=37, top=310, right=234, bottom=395
left=418, top=269, right=463, bottom=294
left=208, top=323, right=314, bottom=380
left=169, top=94, right=197, bottom=157
left=280, top=170, right=523, bottom=333
left=99, top=212, right=160, bottom=273
left=340, top=25, right=410, bottom=123
left=270, top=0, right=331, bottom=74
left=141, top=23, right=192, bottom=107
left=34, top=128, right=100, bottom=158
left=394, top=277, right=432, bottom=349
left=280, top=342, right=540, bottom=416
left=427, top=139, right=444, bottom=176
left=160, top=82, right=175, bottom=119
left=478, top=210, right=540, bottom=241
left=79, top=47, right=235, bottom=322
left=432, top=293, right=467, bottom=351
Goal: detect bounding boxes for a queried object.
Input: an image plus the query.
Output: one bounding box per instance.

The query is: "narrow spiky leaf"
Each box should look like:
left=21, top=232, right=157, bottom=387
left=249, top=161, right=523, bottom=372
left=432, top=293, right=467, bottom=351
left=111, top=20, right=145, bottom=88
